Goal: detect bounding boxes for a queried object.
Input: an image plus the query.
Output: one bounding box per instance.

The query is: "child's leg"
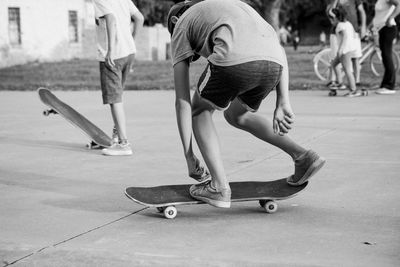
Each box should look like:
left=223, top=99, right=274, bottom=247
left=224, top=99, right=325, bottom=186
left=191, top=91, right=230, bottom=191
left=224, top=99, right=306, bottom=160
left=352, top=58, right=361, bottom=84
left=110, top=102, right=128, bottom=143
left=331, top=57, right=343, bottom=85
left=340, top=54, right=356, bottom=91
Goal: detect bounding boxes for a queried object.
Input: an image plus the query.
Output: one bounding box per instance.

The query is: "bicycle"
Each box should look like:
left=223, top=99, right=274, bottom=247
left=313, top=35, right=400, bottom=81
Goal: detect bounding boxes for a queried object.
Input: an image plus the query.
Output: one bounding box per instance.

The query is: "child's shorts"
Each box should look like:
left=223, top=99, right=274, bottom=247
left=100, top=54, right=134, bottom=104
left=197, top=60, right=282, bottom=112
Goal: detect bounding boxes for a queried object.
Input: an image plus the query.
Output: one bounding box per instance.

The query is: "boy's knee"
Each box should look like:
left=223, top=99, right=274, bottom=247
left=224, top=111, right=245, bottom=127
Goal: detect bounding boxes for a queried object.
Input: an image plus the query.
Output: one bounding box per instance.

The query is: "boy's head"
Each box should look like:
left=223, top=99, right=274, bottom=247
left=331, top=6, right=347, bottom=23
left=167, top=0, right=202, bottom=35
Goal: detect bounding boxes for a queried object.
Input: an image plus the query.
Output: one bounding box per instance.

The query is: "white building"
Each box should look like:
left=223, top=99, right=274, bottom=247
left=0, top=0, right=171, bottom=68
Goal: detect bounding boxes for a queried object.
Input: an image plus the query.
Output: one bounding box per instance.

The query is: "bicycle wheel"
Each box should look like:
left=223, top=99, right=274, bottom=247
left=313, top=48, right=332, bottom=81
left=370, top=48, right=400, bottom=76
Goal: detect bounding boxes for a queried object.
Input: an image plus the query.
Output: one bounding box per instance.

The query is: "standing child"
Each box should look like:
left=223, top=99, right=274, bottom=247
left=168, top=0, right=326, bottom=208
left=330, top=7, right=364, bottom=97
left=93, top=0, right=144, bottom=155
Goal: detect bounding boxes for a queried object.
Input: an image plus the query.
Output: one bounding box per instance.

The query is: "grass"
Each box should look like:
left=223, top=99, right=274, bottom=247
left=0, top=45, right=398, bottom=91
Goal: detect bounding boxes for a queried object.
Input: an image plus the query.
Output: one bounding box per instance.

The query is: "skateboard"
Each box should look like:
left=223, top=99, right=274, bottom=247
left=125, top=178, right=308, bottom=219
left=38, top=87, right=113, bottom=148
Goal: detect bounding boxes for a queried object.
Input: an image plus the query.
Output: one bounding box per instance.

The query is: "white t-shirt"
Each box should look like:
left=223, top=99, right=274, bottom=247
left=93, top=0, right=140, bottom=61
left=335, top=21, right=357, bottom=55
left=373, top=0, right=396, bottom=32
left=171, top=0, right=285, bottom=67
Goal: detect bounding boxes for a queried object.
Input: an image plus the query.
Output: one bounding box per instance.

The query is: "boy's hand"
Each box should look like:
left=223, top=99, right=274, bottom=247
left=186, top=155, right=210, bottom=182
left=273, top=102, right=295, bottom=136
left=105, top=51, right=115, bottom=69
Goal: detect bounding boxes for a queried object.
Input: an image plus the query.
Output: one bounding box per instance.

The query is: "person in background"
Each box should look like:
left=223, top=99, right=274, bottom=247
left=93, top=0, right=144, bottom=156
left=373, top=0, right=400, bottom=95
left=330, top=7, right=363, bottom=97
left=327, top=0, right=366, bottom=91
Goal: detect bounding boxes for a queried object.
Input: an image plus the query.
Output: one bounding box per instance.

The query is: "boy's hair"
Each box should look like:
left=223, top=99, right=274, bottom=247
left=331, top=6, right=347, bottom=22
left=167, top=0, right=203, bottom=35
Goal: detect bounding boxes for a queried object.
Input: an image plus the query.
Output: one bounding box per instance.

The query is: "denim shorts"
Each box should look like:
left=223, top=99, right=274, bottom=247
left=100, top=54, right=134, bottom=104
left=197, top=60, right=282, bottom=112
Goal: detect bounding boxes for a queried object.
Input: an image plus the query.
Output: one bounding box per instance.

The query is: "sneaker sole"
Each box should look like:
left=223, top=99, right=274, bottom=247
left=102, top=151, right=133, bottom=156
left=190, top=193, right=231, bottom=208
left=287, top=157, right=326, bottom=186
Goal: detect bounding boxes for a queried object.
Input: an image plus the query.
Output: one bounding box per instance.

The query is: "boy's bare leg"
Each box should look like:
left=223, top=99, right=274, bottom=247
left=191, top=92, right=230, bottom=191
left=110, top=102, right=128, bottom=142
left=224, top=99, right=306, bottom=160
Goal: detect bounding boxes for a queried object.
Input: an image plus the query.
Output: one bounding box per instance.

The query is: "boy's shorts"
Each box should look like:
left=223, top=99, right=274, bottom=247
left=100, top=54, right=134, bottom=104
left=197, top=60, right=282, bottom=112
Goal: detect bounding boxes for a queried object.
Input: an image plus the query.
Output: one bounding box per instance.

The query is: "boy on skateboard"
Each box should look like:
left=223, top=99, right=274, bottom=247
left=93, top=0, right=144, bottom=155
left=168, top=0, right=326, bottom=208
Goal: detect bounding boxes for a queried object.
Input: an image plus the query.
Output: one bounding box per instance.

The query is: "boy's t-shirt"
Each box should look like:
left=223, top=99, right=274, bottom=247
left=93, top=0, right=140, bottom=61
left=171, top=0, right=285, bottom=67
left=335, top=21, right=357, bottom=54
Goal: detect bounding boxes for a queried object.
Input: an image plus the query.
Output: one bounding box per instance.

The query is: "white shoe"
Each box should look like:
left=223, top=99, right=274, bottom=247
left=375, top=88, right=396, bottom=95
left=102, top=143, right=132, bottom=156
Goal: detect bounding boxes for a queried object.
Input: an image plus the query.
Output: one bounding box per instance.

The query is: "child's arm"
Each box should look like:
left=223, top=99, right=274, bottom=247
left=337, top=30, right=345, bottom=56
left=130, top=9, right=144, bottom=39
left=273, top=47, right=294, bottom=136
left=174, top=60, right=192, bottom=158
left=103, top=14, right=116, bottom=68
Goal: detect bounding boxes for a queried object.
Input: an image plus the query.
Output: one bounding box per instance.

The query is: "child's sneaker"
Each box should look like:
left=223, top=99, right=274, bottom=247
left=344, top=90, right=363, bottom=97
left=189, top=181, right=231, bottom=208
left=102, top=142, right=132, bottom=156
left=287, top=150, right=326, bottom=186
left=329, top=82, right=346, bottom=90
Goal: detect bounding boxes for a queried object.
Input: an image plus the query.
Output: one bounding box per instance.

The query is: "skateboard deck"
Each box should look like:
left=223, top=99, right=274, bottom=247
left=125, top=178, right=308, bottom=219
left=38, top=87, right=112, bottom=148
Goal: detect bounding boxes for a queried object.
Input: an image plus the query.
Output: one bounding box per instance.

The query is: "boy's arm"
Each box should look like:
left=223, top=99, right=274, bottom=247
left=174, top=60, right=194, bottom=159
left=273, top=47, right=294, bottom=136
left=103, top=13, right=116, bottom=68
left=131, top=10, right=144, bottom=39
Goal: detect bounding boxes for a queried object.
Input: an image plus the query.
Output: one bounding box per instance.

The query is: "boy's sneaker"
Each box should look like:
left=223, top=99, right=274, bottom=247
left=102, top=142, right=132, bottom=156
left=189, top=181, right=231, bottom=208
left=287, top=150, right=326, bottom=186
left=375, top=88, right=396, bottom=95
left=344, top=90, right=363, bottom=97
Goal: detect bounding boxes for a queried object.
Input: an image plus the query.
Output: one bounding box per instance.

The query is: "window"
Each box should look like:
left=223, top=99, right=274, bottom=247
left=8, top=7, right=21, bottom=46
left=68, top=10, right=78, bottom=43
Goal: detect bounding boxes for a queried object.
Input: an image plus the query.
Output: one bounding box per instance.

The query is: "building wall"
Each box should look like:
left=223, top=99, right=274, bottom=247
left=0, top=0, right=171, bottom=68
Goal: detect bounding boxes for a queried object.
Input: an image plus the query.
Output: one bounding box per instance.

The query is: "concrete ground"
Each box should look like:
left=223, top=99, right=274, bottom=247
left=0, top=90, right=399, bottom=267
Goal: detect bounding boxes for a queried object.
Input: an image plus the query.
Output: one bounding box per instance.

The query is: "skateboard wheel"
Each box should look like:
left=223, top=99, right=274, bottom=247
left=263, top=201, right=278, bottom=214
left=157, top=207, right=165, bottom=213
left=163, top=206, right=177, bottom=219
left=328, top=90, right=337, bottom=96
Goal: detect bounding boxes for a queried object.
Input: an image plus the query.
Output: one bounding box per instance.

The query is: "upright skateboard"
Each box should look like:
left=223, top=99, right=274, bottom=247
left=38, top=87, right=112, bottom=148
left=125, top=178, right=308, bottom=219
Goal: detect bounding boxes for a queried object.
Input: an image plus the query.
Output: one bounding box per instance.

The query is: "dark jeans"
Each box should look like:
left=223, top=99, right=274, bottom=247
left=379, top=26, right=398, bottom=90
